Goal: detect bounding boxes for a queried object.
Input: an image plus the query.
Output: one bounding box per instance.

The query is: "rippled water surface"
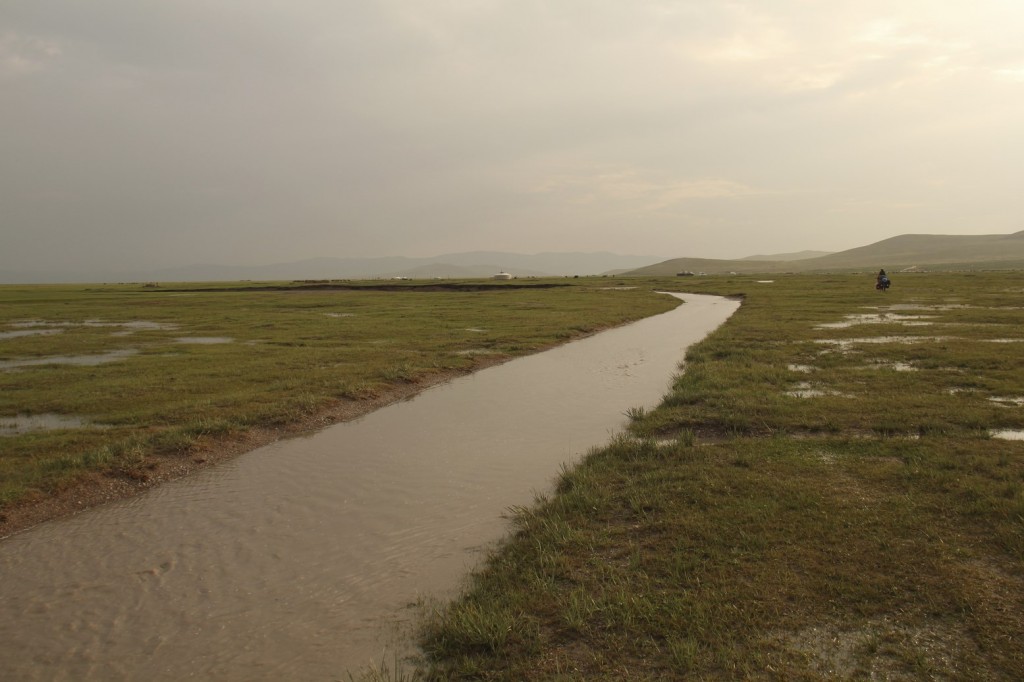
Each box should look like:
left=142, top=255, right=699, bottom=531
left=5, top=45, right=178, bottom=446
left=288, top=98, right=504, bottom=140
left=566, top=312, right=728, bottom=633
left=0, top=293, right=738, bottom=680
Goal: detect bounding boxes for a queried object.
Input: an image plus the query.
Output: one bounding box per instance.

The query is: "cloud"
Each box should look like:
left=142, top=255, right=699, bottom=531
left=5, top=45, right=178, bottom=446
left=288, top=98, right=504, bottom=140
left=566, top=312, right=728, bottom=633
left=4, top=0, right=1024, bottom=272
left=533, top=166, right=772, bottom=212
left=659, top=2, right=1024, bottom=98
left=993, top=66, right=1024, bottom=83
left=0, top=31, right=61, bottom=78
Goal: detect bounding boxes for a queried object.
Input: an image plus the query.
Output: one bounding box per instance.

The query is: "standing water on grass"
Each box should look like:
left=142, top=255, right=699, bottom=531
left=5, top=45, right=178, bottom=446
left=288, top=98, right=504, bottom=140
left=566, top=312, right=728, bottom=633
left=0, top=293, right=738, bottom=680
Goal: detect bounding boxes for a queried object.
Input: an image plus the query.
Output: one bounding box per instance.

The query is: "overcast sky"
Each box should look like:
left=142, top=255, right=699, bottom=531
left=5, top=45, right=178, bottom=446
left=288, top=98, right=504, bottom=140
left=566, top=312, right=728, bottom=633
left=3, top=1, right=1024, bottom=272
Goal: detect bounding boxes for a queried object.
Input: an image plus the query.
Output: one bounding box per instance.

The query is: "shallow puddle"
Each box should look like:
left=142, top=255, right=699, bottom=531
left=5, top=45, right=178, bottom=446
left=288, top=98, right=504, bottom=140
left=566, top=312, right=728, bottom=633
left=991, top=429, right=1024, bottom=440
left=863, top=361, right=917, bottom=372
left=10, top=319, right=177, bottom=331
left=988, top=396, right=1024, bottom=407
left=0, top=293, right=740, bottom=679
left=107, top=321, right=178, bottom=331
left=786, top=388, right=829, bottom=398
left=785, top=382, right=849, bottom=398
left=881, top=304, right=975, bottom=311
left=815, top=336, right=952, bottom=351
left=0, top=413, right=92, bottom=435
left=175, top=337, right=234, bottom=344
left=0, top=349, right=138, bottom=370
left=0, top=328, right=64, bottom=340
left=816, top=314, right=936, bottom=329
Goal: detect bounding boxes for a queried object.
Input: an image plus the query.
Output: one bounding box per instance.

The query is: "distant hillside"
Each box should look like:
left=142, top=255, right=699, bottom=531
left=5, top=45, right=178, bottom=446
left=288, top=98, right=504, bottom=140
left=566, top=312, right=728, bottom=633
left=627, top=257, right=776, bottom=277
left=741, top=250, right=833, bottom=261
left=628, top=231, right=1024, bottom=276
left=801, top=231, right=1024, bottom=269
left=378, top=263, right=550, bottom=279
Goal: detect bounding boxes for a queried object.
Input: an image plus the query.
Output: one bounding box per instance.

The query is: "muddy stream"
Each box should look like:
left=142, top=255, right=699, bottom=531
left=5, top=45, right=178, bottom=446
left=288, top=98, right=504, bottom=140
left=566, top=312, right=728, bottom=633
left=0, top=293, right=738, bottom=680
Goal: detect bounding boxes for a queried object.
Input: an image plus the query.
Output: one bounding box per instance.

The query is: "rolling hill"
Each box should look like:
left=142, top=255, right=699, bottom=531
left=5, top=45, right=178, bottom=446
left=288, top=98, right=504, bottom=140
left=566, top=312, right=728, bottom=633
left=627, top=231, right=1024, bottom=276
left=740, top=250, right=834, bottom=261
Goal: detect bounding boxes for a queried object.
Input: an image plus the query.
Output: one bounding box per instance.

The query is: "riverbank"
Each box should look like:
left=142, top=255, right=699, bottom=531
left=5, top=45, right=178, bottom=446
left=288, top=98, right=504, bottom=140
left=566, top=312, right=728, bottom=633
left=0, top=363, right=489, bottom=538
left=1, top=280, right=679, bottom=538
left=415, top=272, right=1024, bottom=679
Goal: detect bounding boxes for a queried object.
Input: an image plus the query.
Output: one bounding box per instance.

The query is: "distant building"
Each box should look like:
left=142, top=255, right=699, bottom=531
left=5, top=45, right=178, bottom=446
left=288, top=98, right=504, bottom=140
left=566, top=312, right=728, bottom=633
left=676, top=271, right=695, bottom=277
left=493, top=272, right=513, bottom=280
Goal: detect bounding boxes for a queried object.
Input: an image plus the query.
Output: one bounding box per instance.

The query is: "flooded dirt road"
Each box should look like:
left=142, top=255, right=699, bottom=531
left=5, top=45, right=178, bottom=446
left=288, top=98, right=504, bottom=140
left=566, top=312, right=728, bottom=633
left=0, top=293, right=738, bottom=680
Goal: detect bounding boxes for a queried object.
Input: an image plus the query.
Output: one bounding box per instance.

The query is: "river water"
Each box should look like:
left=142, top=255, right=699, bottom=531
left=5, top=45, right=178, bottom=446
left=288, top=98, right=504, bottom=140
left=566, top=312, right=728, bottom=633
left=0, top=293, right=738, bottom=680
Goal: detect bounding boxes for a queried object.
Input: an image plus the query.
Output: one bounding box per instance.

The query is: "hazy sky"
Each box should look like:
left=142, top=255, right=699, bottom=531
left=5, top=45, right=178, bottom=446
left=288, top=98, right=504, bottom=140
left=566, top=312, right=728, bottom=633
left=4, top=1, right=1024, bottom=272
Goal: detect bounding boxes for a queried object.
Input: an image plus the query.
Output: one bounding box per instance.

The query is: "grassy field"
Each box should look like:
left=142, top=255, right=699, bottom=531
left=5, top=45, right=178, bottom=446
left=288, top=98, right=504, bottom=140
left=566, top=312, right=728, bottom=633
left=412, top=272, right=1024, bottom=680
left=0, top=278, right=677, bottom=518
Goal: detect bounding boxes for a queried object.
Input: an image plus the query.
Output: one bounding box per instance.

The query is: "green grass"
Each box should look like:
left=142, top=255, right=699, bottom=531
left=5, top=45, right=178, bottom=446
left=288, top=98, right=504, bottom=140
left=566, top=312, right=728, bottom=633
left=0, top=278, right=678, bottom=510
left=416, top=272, right=1024, bottom=680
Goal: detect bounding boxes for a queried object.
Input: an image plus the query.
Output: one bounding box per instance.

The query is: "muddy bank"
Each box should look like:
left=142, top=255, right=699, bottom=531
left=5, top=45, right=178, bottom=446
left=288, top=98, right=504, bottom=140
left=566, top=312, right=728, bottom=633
left=0, top=361, right=504, bottom=539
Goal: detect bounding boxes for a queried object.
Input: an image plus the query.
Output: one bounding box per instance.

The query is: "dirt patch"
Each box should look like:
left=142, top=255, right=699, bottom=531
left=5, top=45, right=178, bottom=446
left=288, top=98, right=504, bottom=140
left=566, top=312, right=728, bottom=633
left=0, top=360, right=506, bottom=539
left=777, top=616, right=983, bottom=679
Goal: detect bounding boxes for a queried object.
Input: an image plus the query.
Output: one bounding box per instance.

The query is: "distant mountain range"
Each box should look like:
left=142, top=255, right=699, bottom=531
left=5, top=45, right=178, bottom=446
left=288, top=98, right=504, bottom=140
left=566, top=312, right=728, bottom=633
left=6, top=232, right=1024, bottom=284
left=0, top=252, right=659, bottom=284
left=626, top=231, right=1024, bottom=276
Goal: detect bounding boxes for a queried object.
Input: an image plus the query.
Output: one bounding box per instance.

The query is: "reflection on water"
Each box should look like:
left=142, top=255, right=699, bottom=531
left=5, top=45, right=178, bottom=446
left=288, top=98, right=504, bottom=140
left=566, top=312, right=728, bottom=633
left=784, top=382, right=850, bottom=398
left=0, top=349, right=138, bottom=370
left=815, top=313, right=936, bottom=329
left=788, top=364, right=816, bottom=373
left=0, top=328, right=64, bottom=340
left=815, top=336, right=952, bottom=351
left=0, top=413, right=94, bottom=435
left=0, top=294, right=739, bottom=680
left=9, top=319, right=178, bottom=331
left=988, top=396, right=1024, bottom=407
left=991, top=430, right=1024, bottom=440
left=175, top=337, right=234, bottom=344
left=863, top=361, right=917, bottom=372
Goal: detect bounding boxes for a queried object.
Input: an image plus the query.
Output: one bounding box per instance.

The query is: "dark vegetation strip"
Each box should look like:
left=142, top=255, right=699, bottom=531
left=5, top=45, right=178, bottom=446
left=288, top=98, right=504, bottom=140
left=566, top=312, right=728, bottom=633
left=149, top=281, right=572, bottom=293
left=410, top=272, right=1024, bottom=681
